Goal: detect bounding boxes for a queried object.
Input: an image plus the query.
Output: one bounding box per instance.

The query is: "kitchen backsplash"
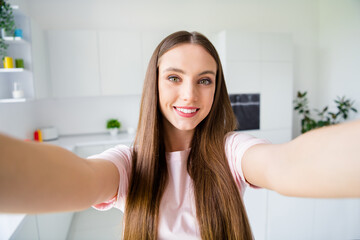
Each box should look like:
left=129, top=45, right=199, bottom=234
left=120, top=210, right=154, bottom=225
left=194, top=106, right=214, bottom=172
left=0, top=95, right=141, bottom=139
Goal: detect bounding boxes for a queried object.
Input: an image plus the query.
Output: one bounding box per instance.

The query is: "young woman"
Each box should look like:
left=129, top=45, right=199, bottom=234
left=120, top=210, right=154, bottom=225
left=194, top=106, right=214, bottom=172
left=0, top=31, right=359, bottom=240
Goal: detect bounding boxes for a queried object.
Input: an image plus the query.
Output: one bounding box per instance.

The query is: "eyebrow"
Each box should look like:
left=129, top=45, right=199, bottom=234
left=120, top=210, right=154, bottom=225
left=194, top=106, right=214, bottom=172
left=163, top=67, right=216, bottom=76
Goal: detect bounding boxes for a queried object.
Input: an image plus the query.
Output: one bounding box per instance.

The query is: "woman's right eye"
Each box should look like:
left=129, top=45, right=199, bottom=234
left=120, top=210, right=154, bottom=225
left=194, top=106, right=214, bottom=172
left=168, top=76, right=180, bottom=82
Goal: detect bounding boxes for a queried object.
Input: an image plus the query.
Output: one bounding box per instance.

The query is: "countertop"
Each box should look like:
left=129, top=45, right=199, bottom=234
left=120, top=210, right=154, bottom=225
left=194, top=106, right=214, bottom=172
left=43, top=131, right=135, bottom=151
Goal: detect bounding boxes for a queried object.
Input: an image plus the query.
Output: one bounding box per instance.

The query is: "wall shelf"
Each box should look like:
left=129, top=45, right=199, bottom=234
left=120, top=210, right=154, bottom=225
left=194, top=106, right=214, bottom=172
left=0, top=98, right=27, bottom=103
left=0, top=68, right=25, bottom=73
left=4, top=38, right=29, bottom=45
left=0, top=6, right=35, bottom=103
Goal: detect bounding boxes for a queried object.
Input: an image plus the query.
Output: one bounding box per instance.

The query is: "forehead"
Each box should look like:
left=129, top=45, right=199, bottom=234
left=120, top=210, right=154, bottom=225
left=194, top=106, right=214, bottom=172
left=158, top=43, right=217, bottom=73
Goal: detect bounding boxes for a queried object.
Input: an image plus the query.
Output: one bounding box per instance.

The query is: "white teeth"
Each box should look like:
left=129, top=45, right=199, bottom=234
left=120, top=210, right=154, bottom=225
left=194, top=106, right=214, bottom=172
left=176, top=107, right=197, bottom=113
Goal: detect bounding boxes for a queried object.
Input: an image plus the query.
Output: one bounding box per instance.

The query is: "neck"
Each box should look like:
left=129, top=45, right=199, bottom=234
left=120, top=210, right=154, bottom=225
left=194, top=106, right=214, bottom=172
left=163, top=125, right=194, bottom=152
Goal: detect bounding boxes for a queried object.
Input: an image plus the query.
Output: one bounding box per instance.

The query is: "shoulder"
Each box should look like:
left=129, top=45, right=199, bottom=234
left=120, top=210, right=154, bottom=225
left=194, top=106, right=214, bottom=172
left=87, top=144, right=133, bottom=169
left=89, top=145, right=133, bottom=211
left=224, top=131, right=269, bottom=152
left=223, top=132, right=270, bottom=189
left=89, top=144, right=132, bottom=158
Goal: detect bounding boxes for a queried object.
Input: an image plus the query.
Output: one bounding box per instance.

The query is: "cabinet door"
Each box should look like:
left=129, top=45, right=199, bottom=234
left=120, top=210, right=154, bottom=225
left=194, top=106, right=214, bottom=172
left=141, top=31, right=171, bottom=75
left=98, top=31, right=143, bottom=95
left=10, top=215, right=39, bottom=240
left=31, top=18, right=50, bottom=99
left=47, top=30, right=101, bottom=98
left=37, top=212, right=74, bottom=240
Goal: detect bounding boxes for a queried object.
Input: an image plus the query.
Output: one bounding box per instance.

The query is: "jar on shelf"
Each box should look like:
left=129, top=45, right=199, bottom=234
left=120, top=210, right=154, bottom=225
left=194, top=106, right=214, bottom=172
left=3, top=56, right=14, bottom=68
left=12, top=82, right=24, bottom=99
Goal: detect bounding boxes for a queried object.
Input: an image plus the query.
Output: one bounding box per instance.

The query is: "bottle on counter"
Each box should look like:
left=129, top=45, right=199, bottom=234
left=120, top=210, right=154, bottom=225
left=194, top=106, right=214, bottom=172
left=33, top=129, right=43, bottom=142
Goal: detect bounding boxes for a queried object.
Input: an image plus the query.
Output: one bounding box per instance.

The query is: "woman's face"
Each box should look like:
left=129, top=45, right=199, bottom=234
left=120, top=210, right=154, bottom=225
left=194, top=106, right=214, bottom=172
left=158, top=43, right=217, bottom=134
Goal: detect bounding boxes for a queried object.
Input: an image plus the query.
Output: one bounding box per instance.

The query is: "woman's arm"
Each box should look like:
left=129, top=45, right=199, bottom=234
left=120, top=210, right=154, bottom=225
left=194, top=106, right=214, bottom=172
left=242, top=119, right=360, bottom=198
left=0, top=133, right=119, bottom=213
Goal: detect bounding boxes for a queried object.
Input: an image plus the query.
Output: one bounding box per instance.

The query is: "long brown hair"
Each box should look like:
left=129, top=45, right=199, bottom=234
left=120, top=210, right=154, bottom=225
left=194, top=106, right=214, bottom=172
left=124, top=31, right=253, bottom=239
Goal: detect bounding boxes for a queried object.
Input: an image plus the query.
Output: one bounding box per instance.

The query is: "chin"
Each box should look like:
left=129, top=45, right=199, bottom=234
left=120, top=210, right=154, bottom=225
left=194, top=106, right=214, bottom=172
left=175, top=124, right=197, bottom=132
left=176, top=127, right=195, bottom=131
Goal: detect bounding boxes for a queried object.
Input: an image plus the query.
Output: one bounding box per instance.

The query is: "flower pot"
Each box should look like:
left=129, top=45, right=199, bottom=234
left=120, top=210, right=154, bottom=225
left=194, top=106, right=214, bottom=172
left=108, top=128, right=118, bottom=136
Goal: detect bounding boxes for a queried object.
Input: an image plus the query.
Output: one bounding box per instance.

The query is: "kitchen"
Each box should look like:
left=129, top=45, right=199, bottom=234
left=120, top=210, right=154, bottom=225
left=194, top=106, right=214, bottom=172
left=0, top=0, right=359, bottom=239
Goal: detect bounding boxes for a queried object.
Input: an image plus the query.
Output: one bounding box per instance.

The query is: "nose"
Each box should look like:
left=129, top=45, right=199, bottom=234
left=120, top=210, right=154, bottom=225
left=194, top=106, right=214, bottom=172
left=180, top=79, right=198, bottom=102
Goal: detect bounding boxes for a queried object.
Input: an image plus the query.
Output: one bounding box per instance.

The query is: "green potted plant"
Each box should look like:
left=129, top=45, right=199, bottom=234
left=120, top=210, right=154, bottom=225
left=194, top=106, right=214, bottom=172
left=0, top=0, right=16, bottom=60
left=106, top=118, right=121, bottom=136
left=294, top=91, right=357, bottom=133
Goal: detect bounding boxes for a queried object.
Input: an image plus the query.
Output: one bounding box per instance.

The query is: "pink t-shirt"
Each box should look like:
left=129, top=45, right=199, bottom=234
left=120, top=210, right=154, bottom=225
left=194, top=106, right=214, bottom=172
left=88, top=132, right=269, bottom=239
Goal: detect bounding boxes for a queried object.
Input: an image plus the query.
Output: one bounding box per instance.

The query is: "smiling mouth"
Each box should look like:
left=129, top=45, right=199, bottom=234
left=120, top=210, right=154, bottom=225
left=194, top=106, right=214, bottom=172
left=173, top=106, right=200, bottom=114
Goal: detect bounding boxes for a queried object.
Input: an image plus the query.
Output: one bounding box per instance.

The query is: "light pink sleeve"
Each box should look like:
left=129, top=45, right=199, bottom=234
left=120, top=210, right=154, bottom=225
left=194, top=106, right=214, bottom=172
left=224, top=132, right=270, bottom=194
left=87, top=144, right=132, bottom=212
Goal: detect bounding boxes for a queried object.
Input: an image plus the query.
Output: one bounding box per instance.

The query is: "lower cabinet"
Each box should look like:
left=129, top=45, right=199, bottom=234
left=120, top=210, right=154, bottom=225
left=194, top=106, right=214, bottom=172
left=10, top=212, right=74, bottom=240
left=9, top=215, right=38, bottom=240
left=245, top=189, right=360, bottom=240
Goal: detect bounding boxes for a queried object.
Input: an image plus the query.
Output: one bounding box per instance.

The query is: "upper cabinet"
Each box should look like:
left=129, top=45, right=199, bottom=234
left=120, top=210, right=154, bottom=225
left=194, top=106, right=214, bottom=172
left=30, top=19, right=50, bottom=99
left=0, top=13, right=171, bottom=101
left=46, top=30, right=155, bottom=98
left=47, top=30, right=101, bottom=98
left=215, top=30, right=293, bottom=131
left=98, top=31, right=143, bottom=96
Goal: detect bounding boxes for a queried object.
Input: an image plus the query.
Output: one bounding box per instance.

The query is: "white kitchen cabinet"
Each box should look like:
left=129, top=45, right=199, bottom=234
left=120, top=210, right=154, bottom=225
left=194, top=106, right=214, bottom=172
left=30, top=19, right=50, bottom=99
left=47, top=30, right=149, bottom=97
left=47, top=30, right=101, bottom=98
left=37, top=212, right=74, bottom=240
left=98, top=31, right=143, bottom=95
left=0, top=8, right=34, bottom=103
left=9, top=213, right=74, bottom=240
left=216, top=31, right=293, bottom=95
left=74, top=144, right=107, bottom=158
left=260, top=62, right=293, bottom=130
left=45, top=30, right=176, bottom=98
left=9, top=215, right=39, bottom=240
left=141, top=31, right=172, bottom=75
left=215, top=31, right=293, bottom=133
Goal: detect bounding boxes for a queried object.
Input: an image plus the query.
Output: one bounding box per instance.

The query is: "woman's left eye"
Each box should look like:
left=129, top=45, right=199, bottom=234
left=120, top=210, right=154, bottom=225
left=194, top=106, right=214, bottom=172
left=168, top=76, right=180, bottom=82
left=199, top=79, right=212, bottom=85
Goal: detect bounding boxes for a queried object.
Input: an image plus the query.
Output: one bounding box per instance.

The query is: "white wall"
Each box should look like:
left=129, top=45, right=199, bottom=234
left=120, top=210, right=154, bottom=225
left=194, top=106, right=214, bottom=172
left=33, top=95, right=141, bottom=135
left=1, top=0, right=358, bottom=144
left=1, top=0, right=322, bottom=138
left=318, top=0, right=360, bottom=120
left=0, top=101, right=36, bottom=139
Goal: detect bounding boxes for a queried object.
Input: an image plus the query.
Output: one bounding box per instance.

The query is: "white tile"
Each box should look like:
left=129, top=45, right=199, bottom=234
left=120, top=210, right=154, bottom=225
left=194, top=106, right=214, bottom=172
left=225, top=61, right=261, bottom=94
left=261, top=33, right=293, bottom=61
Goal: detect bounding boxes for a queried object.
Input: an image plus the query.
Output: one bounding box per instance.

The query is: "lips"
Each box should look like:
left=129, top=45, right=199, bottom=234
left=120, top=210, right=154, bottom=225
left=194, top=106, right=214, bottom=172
left=173, top=106, right=200, bottom=118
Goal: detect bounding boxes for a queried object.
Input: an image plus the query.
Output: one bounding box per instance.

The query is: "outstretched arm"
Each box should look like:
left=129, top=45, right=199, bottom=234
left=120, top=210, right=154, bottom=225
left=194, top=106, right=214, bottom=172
left=242, top=119, right=360, bottom=198
left=0, top=134, right=119, bottom=214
